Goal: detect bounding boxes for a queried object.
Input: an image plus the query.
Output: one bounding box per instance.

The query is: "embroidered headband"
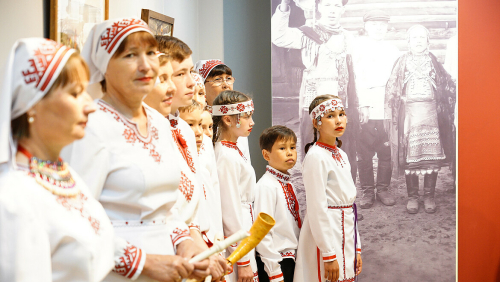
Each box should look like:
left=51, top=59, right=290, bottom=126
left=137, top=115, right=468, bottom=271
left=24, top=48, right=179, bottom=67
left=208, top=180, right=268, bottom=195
left=192, top=72, right=205, bottom=88
left=310, top=98, right=345, bottom=120
left=212, top=100, right=254, bottom=116
left=81, top=18, right=153, bottom=84
left=0, top=38, right=76, bottom=167
left=194, top=59, right=224, bottom=82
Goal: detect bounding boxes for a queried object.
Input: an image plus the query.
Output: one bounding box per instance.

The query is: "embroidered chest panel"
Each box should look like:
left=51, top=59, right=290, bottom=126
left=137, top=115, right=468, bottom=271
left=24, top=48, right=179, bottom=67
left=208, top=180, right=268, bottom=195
left=98, top=101, right=161, bottom=163
left=171, top=129, right=196, bottom=173
left=221, top=141, right=246, bottom=161
left=179, top=172, right=194, bottom=202
left=266, top=167, right=301, bottom=228
left=316, top=143, right=346, bottom=167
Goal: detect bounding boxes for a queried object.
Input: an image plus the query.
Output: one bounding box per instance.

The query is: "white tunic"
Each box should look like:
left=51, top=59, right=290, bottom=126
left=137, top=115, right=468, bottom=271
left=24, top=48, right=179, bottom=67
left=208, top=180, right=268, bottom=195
left=294, top=142, right=361, bottom=282
left=168, top=112, right=205, bottom=232
left=198, top=135, right=224, bottom=243
left=255, top=166, right=301, bottom=282
left=352, top=36, right=400, bottom=120
left=0, top=167, right=114, bottom=282
left=62, top=100, right=191, bottom=281
left=214, top=140, right=258, bottom=281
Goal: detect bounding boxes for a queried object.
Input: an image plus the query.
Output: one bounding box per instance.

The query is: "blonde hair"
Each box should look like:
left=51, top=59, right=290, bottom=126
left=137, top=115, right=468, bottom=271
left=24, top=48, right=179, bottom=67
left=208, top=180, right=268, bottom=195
left=179, top=100, right=203, bottom=114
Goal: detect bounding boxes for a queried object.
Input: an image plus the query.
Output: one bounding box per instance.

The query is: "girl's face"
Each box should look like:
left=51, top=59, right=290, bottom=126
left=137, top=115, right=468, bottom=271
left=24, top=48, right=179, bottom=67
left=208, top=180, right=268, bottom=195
left=193, top=84, right=206, bottom=106
left=200, top=110, right=213, bottom=139
left=409, top=27, right=429, bottom=54
left=143, top=61, right=176, bottom=116
left=105, top=36, right=159, bottom=101
left=225, top=111, right=255, bottom=138
left=316, top=109, right=347, bottom=140
left=31, top=62, right=96, bottom=148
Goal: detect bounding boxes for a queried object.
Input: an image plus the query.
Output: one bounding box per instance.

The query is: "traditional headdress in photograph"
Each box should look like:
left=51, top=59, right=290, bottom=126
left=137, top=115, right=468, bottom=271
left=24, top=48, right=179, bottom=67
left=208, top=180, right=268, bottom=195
left=212, top=100, right=254, bottom=117
left=81, top=18, right=153, bottom=84
left=310, top=98, right=344, bottom=125
left=194, top=59, right=224, bottom=82
left=0, top=38, right=76, bottom=168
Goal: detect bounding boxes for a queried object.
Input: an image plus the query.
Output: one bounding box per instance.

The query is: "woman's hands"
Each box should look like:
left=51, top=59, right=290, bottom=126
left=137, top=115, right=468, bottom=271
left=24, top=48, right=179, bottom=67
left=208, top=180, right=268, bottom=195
left=176, top=239, right=210, bottom=280
left=324, top=260, right=339, bottom=282
left=142, top=254, right=194, bottom=282
left=356, top=253, right=363, bottom=276
left=208, top=254, right=229, bottom=282
left=237, top=265, right=254, bottom=282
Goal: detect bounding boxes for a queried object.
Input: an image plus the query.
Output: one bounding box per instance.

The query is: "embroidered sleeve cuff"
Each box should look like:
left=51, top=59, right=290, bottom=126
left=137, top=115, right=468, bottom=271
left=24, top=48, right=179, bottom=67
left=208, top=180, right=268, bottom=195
left=171, top=227, right=193, bottom=247
left=113, top=242, right=145, bottom=280
left=236, top=260, right=251, bottom=267
left=269, top=272, right=284, bottom=282
left=356, top=248, right=362, bottom=254
left=188, top=223, right=200, bottom=231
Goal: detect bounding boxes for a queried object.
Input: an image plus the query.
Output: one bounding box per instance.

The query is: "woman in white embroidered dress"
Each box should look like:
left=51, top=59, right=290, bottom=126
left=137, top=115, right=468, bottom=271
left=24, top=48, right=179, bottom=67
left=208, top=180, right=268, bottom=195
left=294, top=95, right=362, bottom=282
left=61, top=19, right=209, bottom=282
left=212, top=90, right=258, bottom=282
left=0, top=38, right=114, bottom=282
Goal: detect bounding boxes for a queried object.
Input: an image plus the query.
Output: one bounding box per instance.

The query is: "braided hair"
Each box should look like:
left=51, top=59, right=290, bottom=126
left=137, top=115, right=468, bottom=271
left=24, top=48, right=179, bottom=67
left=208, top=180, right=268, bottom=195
left=211, top=90, right=251, bottom=146
left=304, top=94, right=344, bottom=154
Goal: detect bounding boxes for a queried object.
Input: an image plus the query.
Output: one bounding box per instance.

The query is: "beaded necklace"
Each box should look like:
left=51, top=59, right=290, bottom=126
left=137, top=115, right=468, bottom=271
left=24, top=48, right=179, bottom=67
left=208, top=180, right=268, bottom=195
left=18, top=146, right=79, bottom=197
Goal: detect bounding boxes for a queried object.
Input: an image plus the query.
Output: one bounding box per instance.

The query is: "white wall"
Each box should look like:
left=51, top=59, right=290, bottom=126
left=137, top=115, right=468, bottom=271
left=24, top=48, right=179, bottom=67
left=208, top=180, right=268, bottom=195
left=0, top=0, right=44, bottom=72
left=198, top=0, right=224, bottom=62
left=109, top=0, right=201, bottom=62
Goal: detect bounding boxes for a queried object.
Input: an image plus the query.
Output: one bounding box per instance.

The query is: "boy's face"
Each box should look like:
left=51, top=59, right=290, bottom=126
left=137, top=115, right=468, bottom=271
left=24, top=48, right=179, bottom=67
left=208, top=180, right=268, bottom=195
left=200, top=110, right=213, bottom=140
left=318, top=0, right=345, bottom=28
left=179, top=108, right=204, bottom=151
left=171, top=55, right=195, bottom=112
left=263, top=138, right=297, bottom=174
left=364, top=21, right=389, bottom=41
left=204, top=73, right=234, bottom=106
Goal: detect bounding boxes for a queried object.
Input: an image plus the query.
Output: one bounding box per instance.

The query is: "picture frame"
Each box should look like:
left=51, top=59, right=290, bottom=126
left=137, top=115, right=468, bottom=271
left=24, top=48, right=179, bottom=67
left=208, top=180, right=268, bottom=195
left=49, top=0, right=109, bottom=52
left=141, top=9, right=174, bottom=37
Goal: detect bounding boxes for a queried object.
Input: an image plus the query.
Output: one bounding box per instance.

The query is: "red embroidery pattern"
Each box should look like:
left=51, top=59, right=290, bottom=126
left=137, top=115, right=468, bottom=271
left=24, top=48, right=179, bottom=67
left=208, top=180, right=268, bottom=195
left=56, top=193, right=100, bottom=234
left=267, top=167, right=301, bottom=228
left=316, top=142, right=345, bottom=167
left=253, top=271, right=259, bottom=282
left=221, top=141, right=246, bottom=161
left=171, top=129, right=196, bottom=173
left=341, top=210, right=346, bottom=279
left=99, top=101, right=161, bottom=163
left=203, top=184, right=207, bottom=200
left=179, top=172, right=194, bottom=202
left=220, top=105, right=229, bottom=114
left=280, top=251, right=295, bottom=259
left=170, top=118, right=178, bottom=128
left=249, top=204, right=254, bottom=223
left=113, top=242, right=143, bottom=279
left=171, top=228, right=190, bottom=245
left=198, top=59, right=223, bottom=79
left=22, top=39, right=71, bottom=91
left=100, top=18, right=148, bottom=53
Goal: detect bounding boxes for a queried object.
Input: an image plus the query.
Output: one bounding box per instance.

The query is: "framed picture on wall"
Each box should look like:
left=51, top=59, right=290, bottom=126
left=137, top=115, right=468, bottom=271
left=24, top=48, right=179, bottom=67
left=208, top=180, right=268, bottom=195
left=141, top=9, right=174, bottom=36
left=49, top=0, right=109, bottom=52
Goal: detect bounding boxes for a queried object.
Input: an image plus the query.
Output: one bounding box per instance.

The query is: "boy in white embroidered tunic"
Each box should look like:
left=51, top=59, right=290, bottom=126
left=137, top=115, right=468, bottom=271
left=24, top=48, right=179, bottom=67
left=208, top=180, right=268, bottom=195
left=255, top=126, right=301, bottom=282
left=294, top=95, right=362, bottom=282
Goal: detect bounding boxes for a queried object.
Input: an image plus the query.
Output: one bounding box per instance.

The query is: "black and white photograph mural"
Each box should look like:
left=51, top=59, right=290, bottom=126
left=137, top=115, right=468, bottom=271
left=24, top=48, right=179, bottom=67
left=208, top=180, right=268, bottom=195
left=271, top=0, right=457, bottom=280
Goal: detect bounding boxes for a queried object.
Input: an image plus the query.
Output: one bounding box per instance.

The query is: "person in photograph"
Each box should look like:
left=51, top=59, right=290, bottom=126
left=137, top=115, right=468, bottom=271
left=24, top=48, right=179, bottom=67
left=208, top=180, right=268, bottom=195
left=352, top=10, right=400, bottom=209
left=385, top=24, right=456, bottom=214
left=271, top=0, right=359, bottom=181
left=294, top=95, right=361, bottom=282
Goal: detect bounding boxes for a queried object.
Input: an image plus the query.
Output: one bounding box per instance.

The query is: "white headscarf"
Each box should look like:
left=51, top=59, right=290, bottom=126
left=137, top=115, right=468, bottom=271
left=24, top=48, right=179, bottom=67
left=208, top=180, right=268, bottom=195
left=194, top=59, right=224, bottom=82
left=0, top=38, right=76, bottom=169
left=81, top=18, right=153, bottom=85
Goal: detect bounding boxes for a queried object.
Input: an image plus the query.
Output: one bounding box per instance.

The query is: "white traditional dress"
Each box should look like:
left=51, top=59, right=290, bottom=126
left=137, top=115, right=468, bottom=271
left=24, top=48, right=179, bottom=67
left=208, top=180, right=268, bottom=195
left=294, top=142, right=361, bottom=282
left=62, top=100, right=192, bottom=281
left=0, top=167, right=115, bottom=282
left=255, top=166, right=301, bottom=282
left=198, top=135, right=224, bottom=244
left=168, top=112, right=206, bottom=233
left=214, top=140, right=258, bottom=281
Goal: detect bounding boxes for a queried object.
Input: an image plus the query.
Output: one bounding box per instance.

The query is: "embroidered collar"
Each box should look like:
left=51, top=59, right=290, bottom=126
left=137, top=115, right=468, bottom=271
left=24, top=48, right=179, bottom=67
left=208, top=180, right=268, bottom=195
left=221, top=141, right=246, bottom=161
left=167, top=110, right=180, bottom=128
left=266, top=165, right=290, bottom=183
left=316, top=142, right=345, bottom=167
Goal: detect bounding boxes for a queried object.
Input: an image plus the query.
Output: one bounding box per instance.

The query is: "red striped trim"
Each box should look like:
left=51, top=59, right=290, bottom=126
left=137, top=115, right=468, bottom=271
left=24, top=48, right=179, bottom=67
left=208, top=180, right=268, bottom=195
left=237, top=260, right=250, bottom=266
left=317, top=247, right=321, bottom=282
left=107, top=26, right=146, bottom=53
left=323, top=254, right=337, bottom=261
left=127, top=248, right=142, bottom=278
left=269, top=273, right=283, bottom=280
left=39, top=47, right=71, bottom=91
left=356, top=248, right=361, bottom=252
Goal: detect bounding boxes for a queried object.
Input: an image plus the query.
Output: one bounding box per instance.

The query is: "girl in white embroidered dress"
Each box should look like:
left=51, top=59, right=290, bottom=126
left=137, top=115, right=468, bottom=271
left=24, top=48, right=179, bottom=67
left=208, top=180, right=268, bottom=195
left=212, top=90, right=258, bottom=282
left=61, top=19, right=210, bottom=282
left=294, top=95, right=362, bottom=282
left=0, top=38, right=114, bottom=282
